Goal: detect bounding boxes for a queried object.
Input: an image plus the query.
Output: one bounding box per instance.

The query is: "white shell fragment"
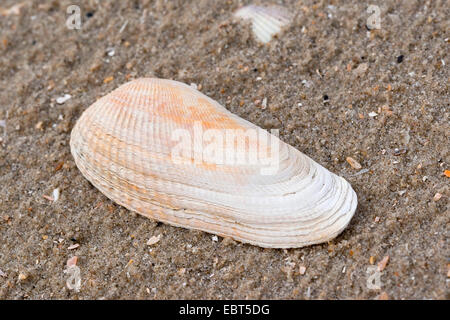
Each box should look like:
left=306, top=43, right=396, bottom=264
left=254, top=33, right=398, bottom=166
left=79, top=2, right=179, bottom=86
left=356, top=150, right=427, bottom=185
left=56, top=94, right=72, bottom=104
left=146, top=234, right=162, bottom=246
left=234, top=4, right=293, bottom=43
left=52, top=188, right=60, bottom=202
left=70, top=78, right=357, bottom=248
left=68, top=243, right=80, bottom=250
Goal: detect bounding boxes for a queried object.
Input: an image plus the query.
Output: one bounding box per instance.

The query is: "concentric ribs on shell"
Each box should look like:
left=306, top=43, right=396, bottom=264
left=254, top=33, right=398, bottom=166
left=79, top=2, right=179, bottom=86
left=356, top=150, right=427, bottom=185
left=70, top=78, right=357, bottom=248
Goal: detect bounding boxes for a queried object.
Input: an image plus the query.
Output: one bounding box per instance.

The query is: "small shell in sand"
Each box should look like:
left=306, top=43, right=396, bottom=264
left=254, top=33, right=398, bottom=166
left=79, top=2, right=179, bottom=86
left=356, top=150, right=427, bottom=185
left=234, top=4, right=294, bottom=43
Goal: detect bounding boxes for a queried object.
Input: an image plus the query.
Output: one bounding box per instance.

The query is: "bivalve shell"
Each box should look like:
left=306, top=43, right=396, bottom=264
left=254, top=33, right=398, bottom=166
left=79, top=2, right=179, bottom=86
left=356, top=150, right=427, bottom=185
left=70, top=78, right=357, bottom=248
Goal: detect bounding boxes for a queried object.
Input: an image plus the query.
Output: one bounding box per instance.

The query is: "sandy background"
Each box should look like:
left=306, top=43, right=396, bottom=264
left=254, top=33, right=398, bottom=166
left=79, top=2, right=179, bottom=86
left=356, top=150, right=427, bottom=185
left=0, top=0, right=448, bottom=299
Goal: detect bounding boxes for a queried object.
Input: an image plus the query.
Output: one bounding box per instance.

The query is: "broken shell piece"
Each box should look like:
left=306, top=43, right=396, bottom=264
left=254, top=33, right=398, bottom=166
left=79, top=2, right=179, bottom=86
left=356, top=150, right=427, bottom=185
left=70, top=78, right=357, bottom=248
left=146, top=234, right=161, bottom=246
left=18, top=273, right=28, bottom=281
left=234, top=5, right=293, bottom=43
left=67, top=256, right=78, bottom=267
left=0, top=2, right=26, bottom=16
left=52, top=188, right=60, bottom=202
left=56, top=94, right=72, bottom=104
left=261, top=97, right=268, bottom=109
left=346, top=157, right=362, bottom=170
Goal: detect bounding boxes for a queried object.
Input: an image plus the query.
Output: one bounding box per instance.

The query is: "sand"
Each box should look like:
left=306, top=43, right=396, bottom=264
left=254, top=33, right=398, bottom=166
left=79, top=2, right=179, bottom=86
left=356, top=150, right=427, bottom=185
left=0, top=0, right=448, bottom=299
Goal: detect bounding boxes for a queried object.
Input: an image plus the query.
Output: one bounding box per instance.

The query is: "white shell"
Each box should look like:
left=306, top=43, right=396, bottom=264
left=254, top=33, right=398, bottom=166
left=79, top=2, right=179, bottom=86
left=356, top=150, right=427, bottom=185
left=234, top=5, right=293, bottom=43
left=70, top=78, right=357, bottom=248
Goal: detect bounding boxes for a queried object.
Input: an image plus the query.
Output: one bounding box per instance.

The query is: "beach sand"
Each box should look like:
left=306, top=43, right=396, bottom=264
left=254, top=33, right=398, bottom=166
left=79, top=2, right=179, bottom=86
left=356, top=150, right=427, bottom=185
left=0, top=0, right=448, bottom=299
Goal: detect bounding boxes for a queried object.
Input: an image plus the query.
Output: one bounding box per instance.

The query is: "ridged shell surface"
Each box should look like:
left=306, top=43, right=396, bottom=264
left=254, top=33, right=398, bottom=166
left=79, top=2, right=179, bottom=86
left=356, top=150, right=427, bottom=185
left=70, top=78, right=357, bottom=248
left=234, top=5, right=293, bottom=43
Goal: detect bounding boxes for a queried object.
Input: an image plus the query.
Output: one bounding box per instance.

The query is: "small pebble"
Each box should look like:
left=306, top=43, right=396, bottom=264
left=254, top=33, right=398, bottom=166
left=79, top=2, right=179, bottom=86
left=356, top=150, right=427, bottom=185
left=261, top=97, right=267, bottom=109
left=354, top=63, right=368, bottom=75
left=0, top=3, right=26, bottom=16
left=42, top=194, right=54, bottom=202
left=381, top=105, right=393, bottom=116
left=18, top=273, right=28, bottom=281
left=368, top=111, right=378, bottom=117
left=47, top=80, right=55, bottom=90
left=52, top=188, right=60, bottom=202
left=221, top=237, right=237, bottom=246
left=211, top=235, right=218, bottom=242
left=68, top=243, right=80, bottom=250
left=66, top=256, right=78, bottom=267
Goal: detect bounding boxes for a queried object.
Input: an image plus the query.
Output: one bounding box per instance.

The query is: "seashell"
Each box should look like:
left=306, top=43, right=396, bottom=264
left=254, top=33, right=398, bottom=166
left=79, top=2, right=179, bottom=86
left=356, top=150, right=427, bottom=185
left=234, top=4, right=293, bottom=43
left=70, top=78, right=357, bottom=248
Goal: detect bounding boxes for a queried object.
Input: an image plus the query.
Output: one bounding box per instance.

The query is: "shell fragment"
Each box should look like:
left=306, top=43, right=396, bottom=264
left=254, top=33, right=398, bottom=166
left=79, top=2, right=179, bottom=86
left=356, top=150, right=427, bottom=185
left=70, top=78, right=357, bottom=248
